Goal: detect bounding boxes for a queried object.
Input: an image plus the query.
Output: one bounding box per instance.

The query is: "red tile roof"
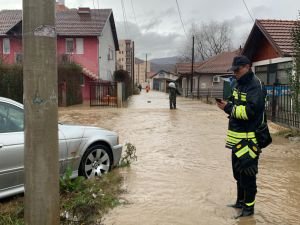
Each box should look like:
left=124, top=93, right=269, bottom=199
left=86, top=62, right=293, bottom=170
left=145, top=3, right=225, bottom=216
left=246, top=19, right=298, bottom=57
left=257, top=19, right=297, bottom=56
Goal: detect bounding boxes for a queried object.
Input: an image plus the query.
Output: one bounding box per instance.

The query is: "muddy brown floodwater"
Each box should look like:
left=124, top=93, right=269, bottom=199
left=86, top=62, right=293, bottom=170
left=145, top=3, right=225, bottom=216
left=59, top=91, right=300, bottom=225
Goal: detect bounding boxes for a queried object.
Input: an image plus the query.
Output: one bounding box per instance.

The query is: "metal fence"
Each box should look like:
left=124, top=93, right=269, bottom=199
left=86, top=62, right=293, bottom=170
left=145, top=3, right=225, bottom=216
left=265, top=84, right=300, bottom=129
left=180, top=88, right=223, bottom=102
left=90, top=82, right=118, bottom=107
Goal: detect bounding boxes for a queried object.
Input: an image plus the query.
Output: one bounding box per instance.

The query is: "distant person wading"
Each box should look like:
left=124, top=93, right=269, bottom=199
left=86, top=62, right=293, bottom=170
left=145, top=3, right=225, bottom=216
left=168, top=82, right=181, bottom=109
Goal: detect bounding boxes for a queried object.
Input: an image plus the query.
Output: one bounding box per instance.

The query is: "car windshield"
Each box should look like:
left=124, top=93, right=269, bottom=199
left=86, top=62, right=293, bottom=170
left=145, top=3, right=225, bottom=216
left=0, top=102, right=24, bottom=133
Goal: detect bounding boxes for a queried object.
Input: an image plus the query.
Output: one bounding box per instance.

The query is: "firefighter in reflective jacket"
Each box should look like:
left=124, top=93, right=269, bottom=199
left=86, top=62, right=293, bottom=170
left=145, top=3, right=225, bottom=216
left=217, top=56, right=265, bottom=218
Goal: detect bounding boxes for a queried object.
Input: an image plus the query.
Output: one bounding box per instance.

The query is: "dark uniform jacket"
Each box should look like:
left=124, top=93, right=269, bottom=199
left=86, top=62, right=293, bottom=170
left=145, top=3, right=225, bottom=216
left=224, top=71, right=265, bottom=149
left=169, top=88, right=181, bottom=100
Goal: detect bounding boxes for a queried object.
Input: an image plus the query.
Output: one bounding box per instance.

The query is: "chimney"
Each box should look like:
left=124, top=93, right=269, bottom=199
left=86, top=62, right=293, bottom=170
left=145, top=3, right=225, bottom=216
left=78, top=7, right=91, bottom=14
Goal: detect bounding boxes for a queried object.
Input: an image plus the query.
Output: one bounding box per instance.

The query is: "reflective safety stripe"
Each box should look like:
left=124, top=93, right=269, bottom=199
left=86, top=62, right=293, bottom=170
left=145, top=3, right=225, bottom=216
left=226, top=130, right=258, bottom=150
left=235, top=146, right=249, bottom=158
left=233, top=90, right=247, bottom=102
left=234, top=105, right=248, bottom=120
left=235, top=147, right=257, bottom=159
left=226, top=136, right=257, bottom=145
left=245, top=200, right=255, bottom=207
left=233, top=90, right=238, bottom=99
left=227, top=130, right=255, bottom=139
left=249, top=149, right=257, bottom=159
left=227, top=136, right=241, bottom=144
left=226, top=136, right=258, bottom=144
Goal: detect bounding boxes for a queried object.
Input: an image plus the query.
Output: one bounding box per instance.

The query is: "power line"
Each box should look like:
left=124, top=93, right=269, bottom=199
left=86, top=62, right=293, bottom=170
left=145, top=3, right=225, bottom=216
left=121, top=0, right=129, bottom=35
left=242, top=0, right=255, bottom=22
left=175, top=0, right=188, bottom=39
left=130, top=0, right=138, bottom=25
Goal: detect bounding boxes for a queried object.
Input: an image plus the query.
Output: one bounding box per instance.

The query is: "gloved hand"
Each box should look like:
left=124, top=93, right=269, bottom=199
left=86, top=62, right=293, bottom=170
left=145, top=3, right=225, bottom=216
left=233, top=140, right=260, bottom=176
left=243, top=164, right=258, bottom=176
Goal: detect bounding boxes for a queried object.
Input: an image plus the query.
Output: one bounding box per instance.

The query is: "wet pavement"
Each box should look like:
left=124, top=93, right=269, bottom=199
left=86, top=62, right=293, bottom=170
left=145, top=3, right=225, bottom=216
left=59, top=91, right=300, bottom=225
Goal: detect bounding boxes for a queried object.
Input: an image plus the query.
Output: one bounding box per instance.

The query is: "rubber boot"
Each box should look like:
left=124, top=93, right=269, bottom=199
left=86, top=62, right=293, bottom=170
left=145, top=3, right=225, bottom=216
left=235, top=206, right=254, bottom=219
left=227, top=200, right=243, bottom=209
left=227, top=185, right=244, bottom=209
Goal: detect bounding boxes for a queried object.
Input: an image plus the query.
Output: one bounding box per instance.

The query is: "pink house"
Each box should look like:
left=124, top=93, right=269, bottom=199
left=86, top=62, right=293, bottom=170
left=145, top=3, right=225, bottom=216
left=0, top=6, right=119, bottom=101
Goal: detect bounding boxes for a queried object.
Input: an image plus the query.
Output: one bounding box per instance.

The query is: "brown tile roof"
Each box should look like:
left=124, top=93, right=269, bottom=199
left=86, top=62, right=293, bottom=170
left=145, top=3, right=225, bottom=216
left=196, top=51, right=239, bottom=74
left=176, top=62, right=204, bottom=74
left=176, top=50, right=239, bottom=75
left=0, top=9, right=113, bottom=36
left=0, top=10, right=22, bottom=35
left=256, top=19, right=297, bottom=56
left=56, top=9, right=112, bottom=36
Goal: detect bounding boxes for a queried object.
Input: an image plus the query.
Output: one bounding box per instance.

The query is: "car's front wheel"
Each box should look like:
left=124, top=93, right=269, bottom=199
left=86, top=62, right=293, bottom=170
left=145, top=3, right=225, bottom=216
left=79, top=144, right=112, bottom=178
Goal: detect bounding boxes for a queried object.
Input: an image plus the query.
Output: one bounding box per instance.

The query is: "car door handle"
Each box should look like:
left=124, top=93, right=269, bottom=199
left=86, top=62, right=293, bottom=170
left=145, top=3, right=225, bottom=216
left=0, top=144, right=3, bottom=149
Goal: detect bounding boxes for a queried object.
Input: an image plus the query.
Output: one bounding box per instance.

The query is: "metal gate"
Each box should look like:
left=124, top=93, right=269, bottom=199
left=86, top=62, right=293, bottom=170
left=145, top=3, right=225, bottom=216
left=90, top=82, right=118, bottom=107
left=265, top=84, right=300, bottom=129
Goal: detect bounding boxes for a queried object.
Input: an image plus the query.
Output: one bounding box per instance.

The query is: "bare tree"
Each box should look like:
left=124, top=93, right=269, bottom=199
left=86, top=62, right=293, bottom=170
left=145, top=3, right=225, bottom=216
left=179, top=21, right=233, bottom=62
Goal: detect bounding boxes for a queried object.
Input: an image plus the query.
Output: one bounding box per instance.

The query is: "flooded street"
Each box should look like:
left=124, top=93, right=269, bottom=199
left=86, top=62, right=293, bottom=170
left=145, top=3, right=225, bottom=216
left=59, top=91, right=300, bottom=225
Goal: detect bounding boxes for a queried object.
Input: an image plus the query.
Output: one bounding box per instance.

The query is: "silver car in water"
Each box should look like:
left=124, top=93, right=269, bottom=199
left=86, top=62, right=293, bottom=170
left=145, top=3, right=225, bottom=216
left=0, top=97, right=122, bottom=199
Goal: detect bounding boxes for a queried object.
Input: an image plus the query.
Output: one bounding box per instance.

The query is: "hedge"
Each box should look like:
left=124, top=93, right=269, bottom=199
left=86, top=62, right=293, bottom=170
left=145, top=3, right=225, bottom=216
left=0, top=63, right=83, bottom=106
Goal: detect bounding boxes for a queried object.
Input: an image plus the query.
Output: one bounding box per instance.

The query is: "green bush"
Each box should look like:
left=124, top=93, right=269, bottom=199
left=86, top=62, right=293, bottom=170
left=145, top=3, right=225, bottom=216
left=59, top=166, right=86, bottom=193
left=0, top=64, right=23, bottom=103
left=58, top=63, right=83, bottom=106
left=113, top=70, right=133, bottom=100
left=0, top=63, right=83, bottom=106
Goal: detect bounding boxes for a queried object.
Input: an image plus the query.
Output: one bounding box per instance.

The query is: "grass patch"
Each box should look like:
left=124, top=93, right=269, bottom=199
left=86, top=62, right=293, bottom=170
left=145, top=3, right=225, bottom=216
left=274, top=128, right=300, bottom=138
left=0, top=171, right=124, bottom=225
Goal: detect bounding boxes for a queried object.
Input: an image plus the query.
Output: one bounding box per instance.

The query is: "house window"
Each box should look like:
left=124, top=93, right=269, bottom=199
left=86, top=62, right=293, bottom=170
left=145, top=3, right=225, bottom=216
left=65, top=38, right=74, bottom=54
left=255, top=62, right=292, bottom=85
left=3, top=38, right=10, bottom=54
left=255, top=65, right=268, bottom=84
left=15, top=53, right=23, bottom=64
left=108, top=48, right=114, bottom=60
left=76, top=38, right=84, bottom=54
left=277, top=62, right=292, bottom=84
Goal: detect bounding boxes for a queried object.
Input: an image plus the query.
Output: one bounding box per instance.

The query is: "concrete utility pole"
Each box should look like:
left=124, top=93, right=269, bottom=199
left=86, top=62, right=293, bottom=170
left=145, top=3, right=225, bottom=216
left=132, top=41, right=135, bottom=89
left=138, top=63, right=140, bottom=84
left=191, top=35, right=195, bottom=96
left=145, top=53, right=148, bottom=83
left=23, top=0, right=59, bottom=224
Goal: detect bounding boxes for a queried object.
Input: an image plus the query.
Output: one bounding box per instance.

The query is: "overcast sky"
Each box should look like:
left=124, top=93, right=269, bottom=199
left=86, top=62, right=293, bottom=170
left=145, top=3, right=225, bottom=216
left=0, top=0, right=299, bottom=59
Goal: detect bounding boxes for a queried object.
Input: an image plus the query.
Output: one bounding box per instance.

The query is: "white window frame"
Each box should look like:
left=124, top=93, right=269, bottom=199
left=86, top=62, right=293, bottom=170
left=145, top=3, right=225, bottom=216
left=76, top=38, right=84, bottom=54
left=65, top=38, right=74, bottom=54
left=108, top=48, right=114, bottom=60
left=3, top=38, right=10, bottom=54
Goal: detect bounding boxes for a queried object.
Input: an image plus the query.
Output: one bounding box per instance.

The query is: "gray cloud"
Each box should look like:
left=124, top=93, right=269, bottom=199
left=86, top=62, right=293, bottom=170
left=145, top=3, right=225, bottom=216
left=116, top=21, right=184, bottom=58
left=140, top=18, right=163, bottom=31
left=1, top=0, right=299, bottom=59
